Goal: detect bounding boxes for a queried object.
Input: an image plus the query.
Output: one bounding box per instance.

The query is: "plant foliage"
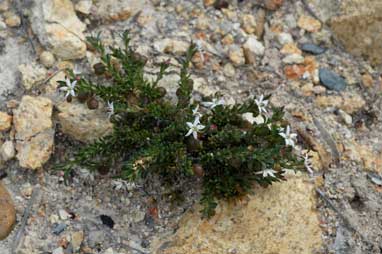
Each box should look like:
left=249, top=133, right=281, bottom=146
left=57, top=31, right=304, bottom=218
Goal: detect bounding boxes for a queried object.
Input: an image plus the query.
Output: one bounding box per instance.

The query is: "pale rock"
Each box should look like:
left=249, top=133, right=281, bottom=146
left=39, top=51, right=55, bottom=68
left=223, top=63, right=236, bottom=77
left=0, top=112, right=12, bottom=131
left=315, top=92, right=365, bottom=114
left=280, top=43, right=302, bottom=55
left=71, top=231, right=84, bottom=252
left=0, top=19, right=6, bottom=30
left=203, top=0, right=215, bottom=6
left=228, top=45, right=245, bottom=66
left=52, top=247, right=64, bottom=254
left=14, top=96, right=54, bottom=169
left=0, top=182, right=16, bottom=240
left=241, top=14, right=256, bottom=34
left=58, top=209, right=71, bottom=220
left=20, top=183, right=33, bottom=198
left=30, top=0, right=87, bottom=60
left=196, top=15, right=210, bottom=30
left=297, top=15, right=321, bottom=32
left=312, top=85, right=326, bottom=94
left=243, top=35, right=265, bottom=56
left=338, top=109, right=352, bottom=125
left=137, top=8, right=155, bottom=27
left=0, top=0, right=9, bottom=12
left=103, top=248, right=115, bottom=254
left=153, top=175, right=322, bottom=254
left=282, top=54, right=304, bottom=64
left=1, top=141, right=15, bottom=161
left=93, top=0, right=148, bottom=22
left=57, top=101, right=113, bottom=143
left=75, top=0, right=92, bottom=15
left=4, top=11, right=21, bottom=27
left=18, top=63, right=47, bottom=90
left=154, top=38, right=190, bottom=55
left=301, top=82, right=314, bottom=96
left=277, top=32, right=293, bottom=45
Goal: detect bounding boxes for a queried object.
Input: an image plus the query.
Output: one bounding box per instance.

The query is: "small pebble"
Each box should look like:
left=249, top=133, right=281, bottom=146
left=100, top=214, right=115, bottom=229
left=319, top=68, right=347, bottom=91
left=52, top=223, right=67, bottom=235
left=39, top=51, right=55, bottom=68
left=300, top=43, right=326, bottom=55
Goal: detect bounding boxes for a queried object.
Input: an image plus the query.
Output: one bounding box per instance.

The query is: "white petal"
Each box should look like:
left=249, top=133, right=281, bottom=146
left=185, top=129, right=193, bottom=137
left=65, top=78, right=71, bottom=87
left=192, top=131, right=198, bottom=139
left=253, top=114, right=264, bottom=125
left=70, top=90, right=76, bottom=97
left=186, top=122, right=193, bottom=128
left=197, top=124, right=205, bottom=130
left=71, top=80, right=77, bottom=88
left=59, top=86, right=68, bottom=91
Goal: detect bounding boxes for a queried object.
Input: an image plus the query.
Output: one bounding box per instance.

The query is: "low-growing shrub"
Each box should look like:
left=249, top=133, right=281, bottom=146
left=57, top=31, right=304, bottom=217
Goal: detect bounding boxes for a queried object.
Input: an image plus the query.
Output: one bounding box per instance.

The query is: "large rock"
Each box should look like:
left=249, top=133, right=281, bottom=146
left=14, top=96, right=54, bottom=169
left=93, top=0, right=149, bottom=22
left=0, top=182, right=16, bottom=240
left=153, top=175, right=323, bottom=254
left=307, top=0, right=382, bottom=65
left=57, top=101, right=113, bottom=143
left=29, top=0, right=87, bottom=60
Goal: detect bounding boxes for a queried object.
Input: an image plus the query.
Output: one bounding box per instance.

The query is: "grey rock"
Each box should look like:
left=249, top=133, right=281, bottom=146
left=300, top=43, right=326, bottom=55
left=52, top=223, right=67, bottom=235
left=319, top=68, right=347, bottom=91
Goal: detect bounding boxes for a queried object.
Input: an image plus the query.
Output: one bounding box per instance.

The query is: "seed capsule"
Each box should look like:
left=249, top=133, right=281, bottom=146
left=192, top=164, right=204, bottom=177
left=66, top=95, right=72, bottom=103
left=93, top=63, right=106, bottom=75
left=87, top=97, right=99, bottom=110
left=157, top=87, right=167, bottom=97
left=77, top=91, right=90, bottom=103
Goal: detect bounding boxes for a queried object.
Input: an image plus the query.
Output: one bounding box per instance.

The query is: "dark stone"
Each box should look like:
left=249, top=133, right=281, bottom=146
left=100, top=215, right=114, bottom=229
left=214, top=0, right=229, bottom=10
left=300, top=43, right=326, bottom=55
left=52, top=223, right=67, bottom=235
left=319, top=68, right=347, bottom=91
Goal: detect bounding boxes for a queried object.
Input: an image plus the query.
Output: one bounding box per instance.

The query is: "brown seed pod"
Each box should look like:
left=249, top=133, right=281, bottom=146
left=66, top=95, right=72, bottom=103
left=157, top=87, right=167, bottom=97
left=93, top=63, right=106, bottom=75
left=87, top=97, right=99, bottom=110
left=192, top=164, right=205, bottom=177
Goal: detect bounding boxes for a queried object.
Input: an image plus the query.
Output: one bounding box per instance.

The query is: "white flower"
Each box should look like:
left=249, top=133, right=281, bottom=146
left=253, top=114, right=265, bottom=125
left=279, top=125, right=297, bottom=147
left=202, top=98, right=225, bottom=109
left=192, top=104, right=202, bottom=118
left=60, top=78, right=77, bottom=98
left=107, top=101, right=114, bottom=118
left=111, top=179, right=132, bottom=191
left=255, top=95, right=268, bottom=115
left=242, top=113, right=265, bottom=125
left=185, top=117, right=205, bottom=139
left=256, top=169, right=277, bottom=178
left=303, top=153, right=314, bottom=174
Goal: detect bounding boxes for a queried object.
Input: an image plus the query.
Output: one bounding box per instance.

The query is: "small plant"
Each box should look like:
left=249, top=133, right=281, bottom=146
left=57, top=31, right=304, bottom=218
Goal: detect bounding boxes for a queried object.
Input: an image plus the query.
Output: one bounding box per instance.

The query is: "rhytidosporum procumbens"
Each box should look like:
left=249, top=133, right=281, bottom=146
left=57, top=31, right=304, bottom=218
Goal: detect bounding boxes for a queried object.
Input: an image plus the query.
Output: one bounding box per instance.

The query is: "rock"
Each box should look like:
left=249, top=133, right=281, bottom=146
left=277, top=32, right=293, bottom=45
left=338, top=109, right=352, bottom=125
left=320, top=0, right=382, bottom=65
left=204, top=0, right=216, bottom=6
left=153, top=175, right=322, bottom=254
left=4, top=12, right=21, bottom=27
left=297, top=15, right=321, bottom=32
left=241, top=14, right=256, bottom=34
left=30, top=0, right=87, bottom=60
left=284, top=64, right=305, bottom=80
left=255, top=8, right=266, bottom=39
left=18, top=63, right=47, bottom=90
left=221, top=34, right=234, bottom=45
left=52, top=247, right=64, bottom=254
left=223, top=63, right=236, bottom=77
left=280, top=43, right=302, bottom=55
left=93, top=0, right=148, bottom=22
left=361, top=73, right=374, bottom=88
left=0, top=1, right=9, bottom=12
left=57, top=101, right=113, bottom=143
left=315, top=92, right=365, bottom=114
left=39, top=51, right=55, bottom=68
left=103, top=248, right=115, bottom=254
left=0, top=112, right=12, bottom=131
left=71, top=231, right=84, bottom=252
left=153, top=39, right=190, bottom=55
left=228, top=45, right=245, bottom=66
left=301, top=82, right=314, bottom=96
left=282, top=54, right=304, bottom=64
left=0, top=182, right=16, bottom=240
left=75, top=0, right=92, bottom=15
left=1, top=141, right=15, bottom=161
left=242, top=35, right=265, bottom=56
left=14, top=96, right=54, bottom=169
left=300, top=43, right=326, bottom=55
left=263, top=0, right=283, bottom=11
left=319, top=68, right=347, bottom=91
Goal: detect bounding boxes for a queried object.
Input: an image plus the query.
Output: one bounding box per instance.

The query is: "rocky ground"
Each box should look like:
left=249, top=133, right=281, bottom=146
left=0, top=0, right=382, bottom=253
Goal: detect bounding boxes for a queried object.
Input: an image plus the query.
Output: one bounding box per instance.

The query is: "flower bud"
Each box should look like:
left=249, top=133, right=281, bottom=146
left=192, top=164, right=204, bottom=177
left=87, top=97, right=99, bottom=110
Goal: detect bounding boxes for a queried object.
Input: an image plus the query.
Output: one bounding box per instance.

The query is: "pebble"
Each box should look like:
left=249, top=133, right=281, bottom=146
left=223, top=63, right=236, bottom=77
left=338, top=109, right=352, bottom=125
left=297, top=15, right=321, bottom=32
left=278, top=32, right=293, bottom=45
left=59, top=209, right=71, bottom=220
left=282, top=54, right=304, bottom=64
left=52, top=247, right=64, bottom=254
left=52, top=223, right=67, bottom=235
left=319, top=68, right=347, bottom=91
left=39, top=51, right=55, bottom=68
left=300, top=43, right=326, bottom=55
left=0, top=111, right=12, bottom=131
left=228, top=45, right=245, bottom=66
left=0, top=183, right=16, bottom=240
left=71, top=231, right=84, bottom=252
left=264, top=0, right=283, bottom=11
left=280, top=43, right=302, bottom=55
left=1, top=140, right=15, bottom=161
left=241, top=14, right=256, bottom=34
left=75, top=0, right=92, bottom=15
left=4, top=12, right=21, bottom=27
left=243, top=35, right=265, bottom=56
left=100, top=214, right=115, bottom=229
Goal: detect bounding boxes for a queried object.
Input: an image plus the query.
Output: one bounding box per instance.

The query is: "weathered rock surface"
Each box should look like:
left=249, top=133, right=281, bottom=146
left=93, top=0, right=149, bottom=22
left=153, top=175, right=323, bottom=254
left=0, top=182, right=16, bottom=240
left=14, top=96, right=54, bottom=169
left=18, top=63, right=47, bottom=90
left=0, top=112, right=12, bottom=131
left=57, top=101, right=113, bottom=143
left=30, top=0, right=87, bottom=60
